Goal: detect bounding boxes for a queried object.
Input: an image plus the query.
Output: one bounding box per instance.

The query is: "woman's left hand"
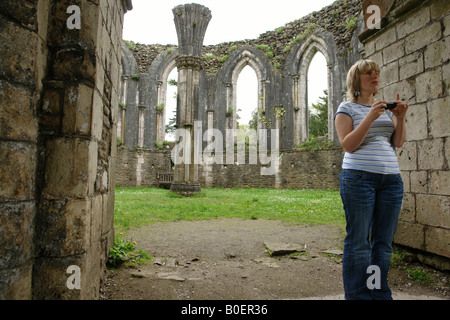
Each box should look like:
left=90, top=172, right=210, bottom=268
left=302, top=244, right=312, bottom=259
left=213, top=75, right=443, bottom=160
left=391, top=93, right=408, bottom=120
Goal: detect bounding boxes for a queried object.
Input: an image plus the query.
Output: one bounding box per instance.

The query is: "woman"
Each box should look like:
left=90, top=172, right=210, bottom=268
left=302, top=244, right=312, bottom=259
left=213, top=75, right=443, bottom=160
left=334, top=59, right=408, bottom=300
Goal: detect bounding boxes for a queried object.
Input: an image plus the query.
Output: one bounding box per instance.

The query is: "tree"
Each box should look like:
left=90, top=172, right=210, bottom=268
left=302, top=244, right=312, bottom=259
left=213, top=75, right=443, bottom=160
left=248, top=108, right=258, bottom=130
left=165, top=79, right=178, bottom=139
left=308, top=90, right=328, bottom=137
left=165, top=109, right=176, bottom=136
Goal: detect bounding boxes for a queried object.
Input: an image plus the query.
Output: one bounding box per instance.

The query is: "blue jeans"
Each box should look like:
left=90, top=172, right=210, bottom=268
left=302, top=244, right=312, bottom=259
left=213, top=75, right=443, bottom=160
left=340, top=169, right=403, bottom=300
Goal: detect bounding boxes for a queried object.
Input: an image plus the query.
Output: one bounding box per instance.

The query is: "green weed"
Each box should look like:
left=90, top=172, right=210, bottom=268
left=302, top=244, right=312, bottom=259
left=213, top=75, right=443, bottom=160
left=406, top=267, right=433, bottom=284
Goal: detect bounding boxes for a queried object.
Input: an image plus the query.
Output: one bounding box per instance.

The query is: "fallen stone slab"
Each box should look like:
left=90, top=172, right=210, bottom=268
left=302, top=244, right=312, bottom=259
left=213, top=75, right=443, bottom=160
left=264, top=242, right=305, bottom=256
left=157, top=272, right=185, bottom=282
left=321, top=249, right=343, bottom=255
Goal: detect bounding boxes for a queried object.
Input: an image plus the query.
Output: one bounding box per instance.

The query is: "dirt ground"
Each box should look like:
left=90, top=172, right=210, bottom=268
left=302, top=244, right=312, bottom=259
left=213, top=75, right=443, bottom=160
left=100, top=219, right=449, bottom=300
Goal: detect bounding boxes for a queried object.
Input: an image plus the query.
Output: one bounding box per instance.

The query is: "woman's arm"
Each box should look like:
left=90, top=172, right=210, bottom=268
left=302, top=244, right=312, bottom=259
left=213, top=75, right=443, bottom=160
left=335, top=100, right=387, bottom=153
left=390, top=94, right=408, bottom=148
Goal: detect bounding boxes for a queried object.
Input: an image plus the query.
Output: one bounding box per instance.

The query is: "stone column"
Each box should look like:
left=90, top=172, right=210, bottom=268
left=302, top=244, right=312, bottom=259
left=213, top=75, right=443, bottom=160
left=170, top=4, right=212, bottom=196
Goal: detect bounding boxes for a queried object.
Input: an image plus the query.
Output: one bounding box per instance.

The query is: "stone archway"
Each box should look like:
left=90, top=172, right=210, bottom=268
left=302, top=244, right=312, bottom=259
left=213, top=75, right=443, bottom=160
left=155, top=55, right=178, bottom=143
left=286, top=31, right=342, bottom=145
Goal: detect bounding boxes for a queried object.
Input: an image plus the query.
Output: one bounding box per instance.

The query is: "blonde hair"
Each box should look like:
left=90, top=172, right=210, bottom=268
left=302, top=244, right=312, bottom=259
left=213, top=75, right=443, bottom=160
left=346, top=59, right=381, bottom=102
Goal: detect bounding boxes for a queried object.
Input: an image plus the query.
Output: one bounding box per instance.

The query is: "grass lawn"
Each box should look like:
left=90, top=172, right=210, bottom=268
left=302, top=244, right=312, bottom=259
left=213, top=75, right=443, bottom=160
left=114, top=187, right=345, bottom=234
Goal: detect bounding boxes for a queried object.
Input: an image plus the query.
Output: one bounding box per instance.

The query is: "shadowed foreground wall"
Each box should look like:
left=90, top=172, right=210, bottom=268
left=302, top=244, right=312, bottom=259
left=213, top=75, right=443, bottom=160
left=0, top=0, right=132, bottom=299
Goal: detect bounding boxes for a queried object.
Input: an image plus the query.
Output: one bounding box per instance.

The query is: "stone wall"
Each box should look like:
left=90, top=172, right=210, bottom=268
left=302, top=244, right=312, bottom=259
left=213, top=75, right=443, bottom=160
left=359, top=0, right=449, bottom=267
left=118, top=0, right=364, bottom=152
left=115, top=147, right=344, bottom=190
left=115, top=147, right=172, bottom=187
left=0, top=0, right=132, bottom=299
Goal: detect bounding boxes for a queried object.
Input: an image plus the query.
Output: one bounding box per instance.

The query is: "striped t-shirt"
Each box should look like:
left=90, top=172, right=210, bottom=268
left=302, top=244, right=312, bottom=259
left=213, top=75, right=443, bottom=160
left=335, top=101, right=400, bottom=174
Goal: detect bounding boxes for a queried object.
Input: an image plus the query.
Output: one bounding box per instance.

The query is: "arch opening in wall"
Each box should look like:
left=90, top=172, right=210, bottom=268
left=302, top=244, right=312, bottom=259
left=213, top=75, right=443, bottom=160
left=164, top=67, right=178, bottom=141
left=236, top=65, right=258, bottom=131
left=228, top=50, right=266, bottom=132
left=307, top=51, right=328, bottom=139
left=292, top=35, right=332, bottom=145
left=156, top=58, right=177, bottom=143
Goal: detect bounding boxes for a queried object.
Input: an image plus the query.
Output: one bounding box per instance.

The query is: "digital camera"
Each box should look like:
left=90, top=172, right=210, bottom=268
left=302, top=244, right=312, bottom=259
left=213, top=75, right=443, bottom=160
left=385, top=102, right=397, bottom=110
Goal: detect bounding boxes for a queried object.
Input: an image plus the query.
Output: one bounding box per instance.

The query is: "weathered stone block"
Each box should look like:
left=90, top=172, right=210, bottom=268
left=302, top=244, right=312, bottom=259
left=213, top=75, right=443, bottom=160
left=368, top=50, right=383, bottom=67
left=374, top=25, right=396, bottom=51
left=405, top=104, right=428, bottom=141
left=396, top=5, right=430, bottom=40
left=95, top=50, right=106, bottom=92
left=418, top=138, right=445, bottom=170
left=430, top=0, right=450, bottom=20
left=398, top=192, right=415, bottom=223
left=426, top=227, right=450, bottom=258
left=399, top=52, right=424, bottom=80
left=0, top=81, right=37, bottom=141
left=416, top=68, right=443, bottom=104
left=32, top=254, right=98, bottom=300
left=397, top=141, right=417, bottom=171
left=443, top=61, right=450, bottom=95
left=41, top=88, right=62, bottom=115
left=430, top=171, right=450, bottom=196
left=90, top=195, right=103, bottom=244
left=91, top=90, right=104, bottom=141
left=36, top=198, right=91, bottom=257
left=0, top=19, right=38, bottom=86
left=0, top=0, right=39, bottom=32
left=416, top=194, right=450, bottom=228
left=394, top=220, right=425, bottom=251
left=40, top=87, right=62, bottom=131
left=444, top=13, right=450, bottom=37
left=424, top=38, right=448, bottom=69
left=62, top=84, right=94, bottom=136
left=405, top=22, right=441, bottom=54
left=400, top=170, right=410, bottom=192
left=0, top=142, right=36, bottom=201
left=43, top=138, right=98, bottom=198
left=0, top=263, right=32, bottom=300
left=382, top=61, right=399, bottom=85
left=382, top=78, right=415, bottom=104
left=0, top=201, right=34, bottom=269
left=102, top=192, right=115, bottom=239
left=418, top=252, right=450, bottom=271
left=428, top=96, right=449, bottom=138
left=52, top=48, right=96, bottom=82
left=445, top=138, right=450, bottom=170
left=410, top=170, right=428, bottom=193
left=383, top=40, right=404, bottom=65
left=79, top=0, right=100, bottom=49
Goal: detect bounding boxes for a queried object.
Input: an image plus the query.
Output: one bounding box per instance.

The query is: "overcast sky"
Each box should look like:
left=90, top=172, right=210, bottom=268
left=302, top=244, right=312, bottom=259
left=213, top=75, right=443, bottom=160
left=122, top=0, right=334, bottom=128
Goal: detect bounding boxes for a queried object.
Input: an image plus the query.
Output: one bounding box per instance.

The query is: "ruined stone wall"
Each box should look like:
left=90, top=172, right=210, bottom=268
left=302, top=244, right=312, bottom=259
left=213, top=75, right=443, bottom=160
left=359, top=0, right=449, bottom=266
left=115, top=148, right=172, bottom=187
left=115, top=148, right=344, bottom=190
left=0, top=0, right=132, bottom=299
left=118, top=0, right=363, bottom=152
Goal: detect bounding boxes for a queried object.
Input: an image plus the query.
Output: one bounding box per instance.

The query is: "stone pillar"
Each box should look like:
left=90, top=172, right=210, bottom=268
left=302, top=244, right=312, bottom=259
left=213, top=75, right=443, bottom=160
left=170, top=4, right=212, bottom=196
left=32, top=0, right=132, bottom=299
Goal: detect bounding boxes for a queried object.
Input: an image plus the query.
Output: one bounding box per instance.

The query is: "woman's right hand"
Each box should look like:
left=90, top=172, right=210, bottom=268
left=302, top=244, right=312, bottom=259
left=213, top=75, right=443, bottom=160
left=367, top=100, right=388, bottom=122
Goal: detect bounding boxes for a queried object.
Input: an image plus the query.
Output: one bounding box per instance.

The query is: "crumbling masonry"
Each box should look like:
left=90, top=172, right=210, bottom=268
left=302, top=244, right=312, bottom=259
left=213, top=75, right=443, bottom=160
left=0, top=0, right=132, bottom=299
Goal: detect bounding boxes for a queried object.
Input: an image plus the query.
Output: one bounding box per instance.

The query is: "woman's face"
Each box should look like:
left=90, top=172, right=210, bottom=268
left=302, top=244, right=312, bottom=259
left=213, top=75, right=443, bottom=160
left=359, top=69, right=379, bottom=95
